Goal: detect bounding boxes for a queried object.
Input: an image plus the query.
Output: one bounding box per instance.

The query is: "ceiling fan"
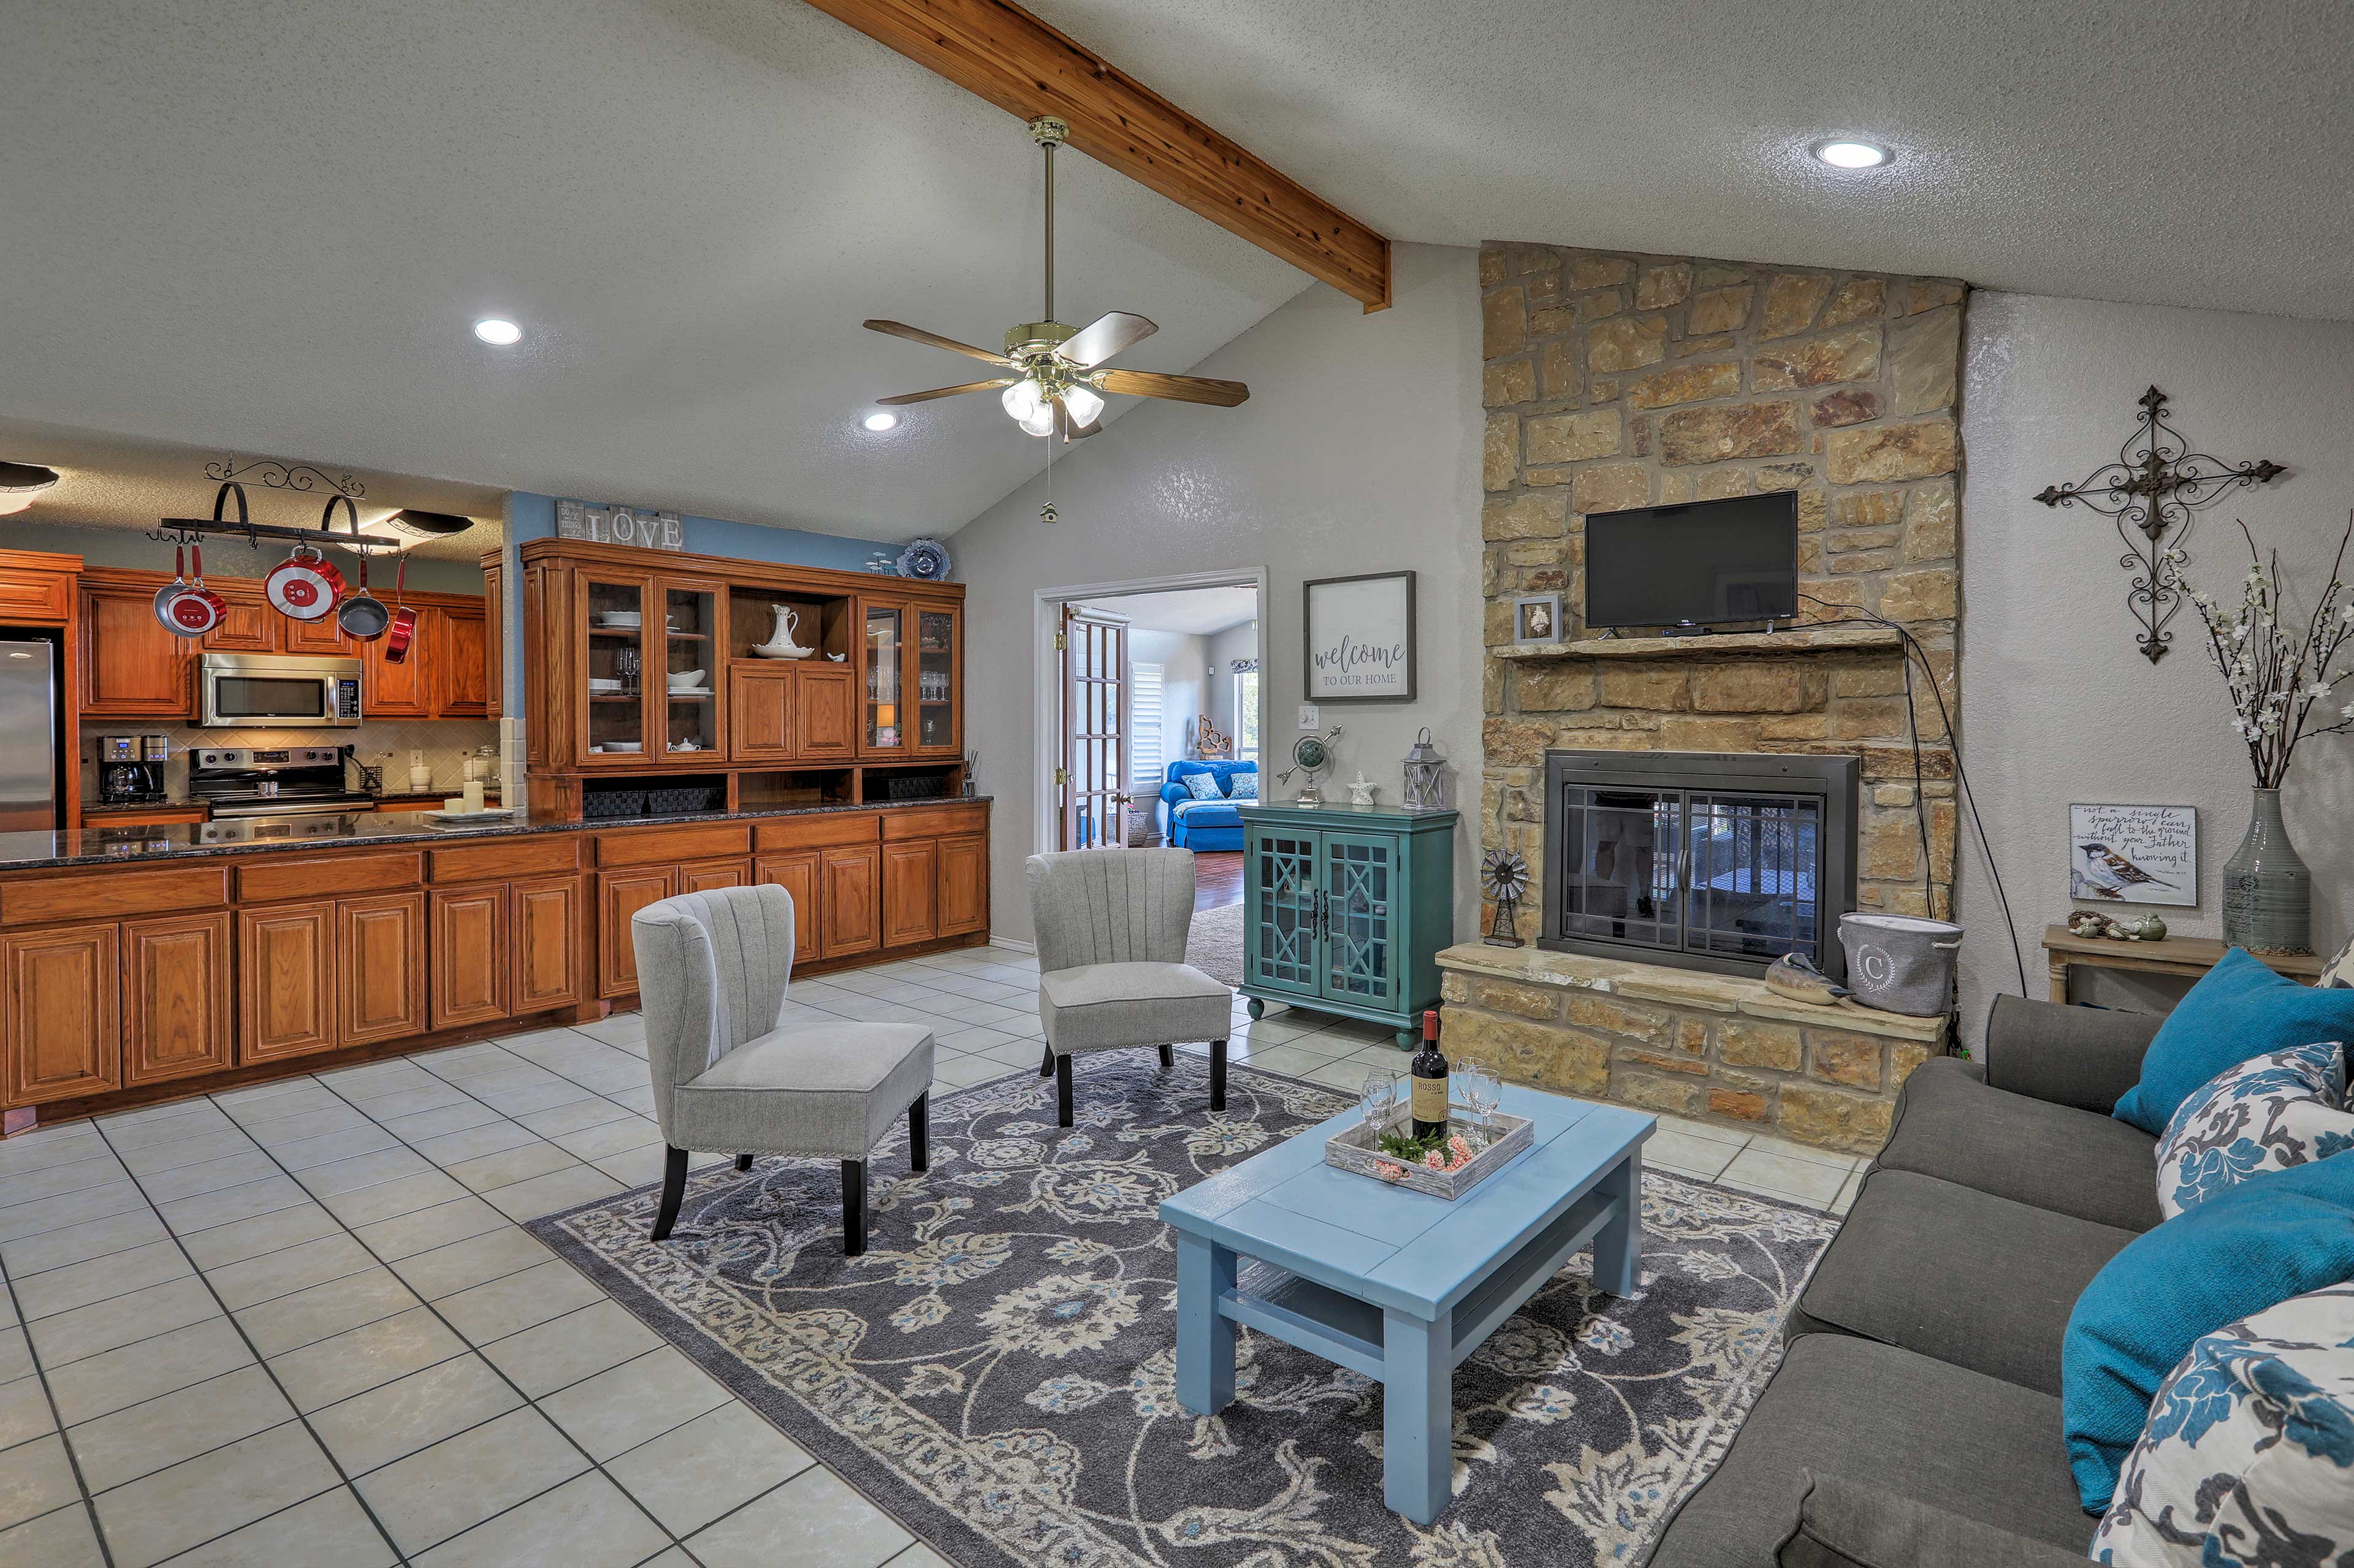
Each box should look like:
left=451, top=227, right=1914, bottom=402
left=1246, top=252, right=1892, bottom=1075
left=863, top=115, right=1249, bottom=442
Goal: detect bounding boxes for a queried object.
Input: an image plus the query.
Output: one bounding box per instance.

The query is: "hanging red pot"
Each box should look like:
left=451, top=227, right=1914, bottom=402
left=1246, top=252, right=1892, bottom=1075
left=265, top=543, right=345, bottom=620
left=383, top=555, right=417, bottom=662
left=162, top=542, right=227, bottom=636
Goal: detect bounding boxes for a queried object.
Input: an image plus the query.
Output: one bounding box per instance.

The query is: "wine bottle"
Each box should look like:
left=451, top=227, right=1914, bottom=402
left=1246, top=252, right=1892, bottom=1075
left=1409, top=1008, right=1450, bottom=1141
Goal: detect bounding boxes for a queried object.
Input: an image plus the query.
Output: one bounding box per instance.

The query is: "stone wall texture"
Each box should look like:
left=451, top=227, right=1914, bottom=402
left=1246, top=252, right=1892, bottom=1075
left=1478, top=243, right=1967, bottom=927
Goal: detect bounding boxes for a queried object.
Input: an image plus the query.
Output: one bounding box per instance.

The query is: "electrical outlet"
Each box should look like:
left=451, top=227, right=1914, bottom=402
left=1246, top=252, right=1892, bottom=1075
left=1297, top=704, right=1320, bottom=731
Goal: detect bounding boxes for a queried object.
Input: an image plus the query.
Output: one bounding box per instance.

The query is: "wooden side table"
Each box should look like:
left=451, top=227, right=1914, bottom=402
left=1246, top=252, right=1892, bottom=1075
left=2041, top=923, right=2325, bottom=1003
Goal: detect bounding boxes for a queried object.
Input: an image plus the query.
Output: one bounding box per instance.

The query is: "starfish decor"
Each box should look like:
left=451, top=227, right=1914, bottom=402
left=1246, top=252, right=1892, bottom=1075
left=2033, top=386, right=2285, bottom=663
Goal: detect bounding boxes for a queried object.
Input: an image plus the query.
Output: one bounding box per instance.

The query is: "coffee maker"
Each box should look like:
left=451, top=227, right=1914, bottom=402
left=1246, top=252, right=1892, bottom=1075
left=97, top=734, right=169, bottom=805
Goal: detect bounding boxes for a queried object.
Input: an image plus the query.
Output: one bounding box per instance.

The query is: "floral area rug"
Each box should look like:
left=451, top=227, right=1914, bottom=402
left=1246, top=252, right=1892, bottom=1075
left=528, top=1053, right=1835, bottom=1568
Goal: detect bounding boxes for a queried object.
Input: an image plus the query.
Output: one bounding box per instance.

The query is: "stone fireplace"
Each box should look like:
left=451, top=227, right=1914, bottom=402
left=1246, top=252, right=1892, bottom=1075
left=1440, top=243, right=1967, bottom=1154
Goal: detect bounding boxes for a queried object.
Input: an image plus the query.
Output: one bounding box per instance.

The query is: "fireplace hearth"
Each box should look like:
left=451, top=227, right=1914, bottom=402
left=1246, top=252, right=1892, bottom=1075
left=1541, top=750, right=1859, bottom=982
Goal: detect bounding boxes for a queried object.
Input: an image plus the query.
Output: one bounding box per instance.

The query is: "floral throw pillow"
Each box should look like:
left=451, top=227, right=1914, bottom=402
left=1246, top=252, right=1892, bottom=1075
left=1227, top=772, right=1259, bottom=801
left=2091, top=1282, right=2354, bottom=1566
left=1180, top=771, right=1224, bottom=802
left=2154, top=1039, right=2353, bottom=1220
left=2322, top=932, right=2354, bottom=989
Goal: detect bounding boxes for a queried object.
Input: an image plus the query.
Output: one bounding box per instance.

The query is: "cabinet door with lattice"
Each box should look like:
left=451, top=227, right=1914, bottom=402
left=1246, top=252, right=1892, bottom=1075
left=1319, top=831, right=1400, bottom=1011
left=1244, top=826, right=1322, bottom=1002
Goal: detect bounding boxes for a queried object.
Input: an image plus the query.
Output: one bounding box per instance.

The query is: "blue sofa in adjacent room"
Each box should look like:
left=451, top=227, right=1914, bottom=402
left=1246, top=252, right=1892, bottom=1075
left=1159, top=759, right=1257, bottom=851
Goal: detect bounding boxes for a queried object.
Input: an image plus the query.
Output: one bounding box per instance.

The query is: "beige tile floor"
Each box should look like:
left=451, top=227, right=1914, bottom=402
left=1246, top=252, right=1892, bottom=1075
left=0, top=944, right=1860, bottom=1566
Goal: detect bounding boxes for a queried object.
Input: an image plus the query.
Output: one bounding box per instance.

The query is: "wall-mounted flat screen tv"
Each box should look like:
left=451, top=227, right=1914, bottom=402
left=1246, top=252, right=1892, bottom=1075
left=1583, top=492, right=1799, bottom=630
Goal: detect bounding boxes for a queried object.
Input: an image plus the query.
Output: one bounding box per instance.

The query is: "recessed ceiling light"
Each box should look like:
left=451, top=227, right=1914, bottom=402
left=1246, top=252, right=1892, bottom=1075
left=862, top=412, right=898, bottom=432
left=1810, top=139, right=1891, bottom=170
left=472, top=318, right=523, bottom=345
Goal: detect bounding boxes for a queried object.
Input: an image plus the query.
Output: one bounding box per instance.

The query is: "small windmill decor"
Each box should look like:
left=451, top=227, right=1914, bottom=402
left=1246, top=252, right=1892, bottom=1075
left=1480, top=845, right=1529, bottom=948
left=2033, top=386, right=2286, bottom=663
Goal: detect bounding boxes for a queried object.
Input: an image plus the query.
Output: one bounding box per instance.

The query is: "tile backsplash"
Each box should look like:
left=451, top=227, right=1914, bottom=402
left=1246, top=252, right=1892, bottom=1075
left=87, top=720, right=502, bottom=802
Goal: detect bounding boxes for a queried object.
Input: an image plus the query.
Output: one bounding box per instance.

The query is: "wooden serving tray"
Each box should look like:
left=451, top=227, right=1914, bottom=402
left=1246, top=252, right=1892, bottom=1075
left=1325, top=1104, right=1534, bottom=1200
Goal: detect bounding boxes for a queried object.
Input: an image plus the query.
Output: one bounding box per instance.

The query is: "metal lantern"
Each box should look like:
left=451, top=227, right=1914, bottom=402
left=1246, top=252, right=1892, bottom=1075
left=1403, top=726, right=1446, bottom=809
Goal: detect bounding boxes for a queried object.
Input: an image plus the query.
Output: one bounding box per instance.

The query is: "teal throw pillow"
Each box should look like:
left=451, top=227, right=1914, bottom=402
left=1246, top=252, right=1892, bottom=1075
left=2062, top=1149, right=2354, bottom=1513
left=1181, top=771, right=1224, bottom=801
left=1227, top=772, right=1259, bottom=801
left=2111, top=947, right=2354, bottom=1135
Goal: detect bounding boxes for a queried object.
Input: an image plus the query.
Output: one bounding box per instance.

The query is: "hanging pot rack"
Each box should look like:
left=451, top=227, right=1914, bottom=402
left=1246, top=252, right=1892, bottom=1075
left=149, top=475, right=409, bottom=556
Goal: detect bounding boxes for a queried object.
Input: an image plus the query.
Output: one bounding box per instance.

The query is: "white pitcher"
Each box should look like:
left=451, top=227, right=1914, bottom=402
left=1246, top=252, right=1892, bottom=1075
left=756, top=604, right=812, bottom=658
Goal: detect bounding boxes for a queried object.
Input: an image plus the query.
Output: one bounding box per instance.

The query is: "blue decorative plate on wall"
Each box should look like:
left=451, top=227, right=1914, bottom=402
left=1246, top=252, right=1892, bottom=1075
left=897, top=538, right=953, bottom=580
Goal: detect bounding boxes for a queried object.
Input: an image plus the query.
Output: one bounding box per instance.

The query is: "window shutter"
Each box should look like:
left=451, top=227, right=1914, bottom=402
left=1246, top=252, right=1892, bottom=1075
left=1132, top=663, right=1165, bottom=787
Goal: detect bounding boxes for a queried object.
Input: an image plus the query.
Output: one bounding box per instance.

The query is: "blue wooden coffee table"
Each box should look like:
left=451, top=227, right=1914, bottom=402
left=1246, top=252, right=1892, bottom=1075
left=1160, top=1085, right=1651, bottom=1523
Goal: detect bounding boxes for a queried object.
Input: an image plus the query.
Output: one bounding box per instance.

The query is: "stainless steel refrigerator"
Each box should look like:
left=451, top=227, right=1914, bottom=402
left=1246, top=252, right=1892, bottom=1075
left=0, top=637, right=63, bottom=832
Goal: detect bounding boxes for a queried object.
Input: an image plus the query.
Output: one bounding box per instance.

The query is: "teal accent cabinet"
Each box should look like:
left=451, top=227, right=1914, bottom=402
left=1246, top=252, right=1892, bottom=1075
left=1236, top=802, right=1460, bottom=1049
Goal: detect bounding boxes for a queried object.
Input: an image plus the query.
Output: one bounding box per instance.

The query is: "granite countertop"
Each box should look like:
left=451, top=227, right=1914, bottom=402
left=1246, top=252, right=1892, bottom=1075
left=0, top=796, right=993, bottom=872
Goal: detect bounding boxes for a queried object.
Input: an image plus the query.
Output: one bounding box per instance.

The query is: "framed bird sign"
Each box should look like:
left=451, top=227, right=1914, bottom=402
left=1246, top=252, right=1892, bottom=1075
left=2069, top=804, right=2197, bottom=907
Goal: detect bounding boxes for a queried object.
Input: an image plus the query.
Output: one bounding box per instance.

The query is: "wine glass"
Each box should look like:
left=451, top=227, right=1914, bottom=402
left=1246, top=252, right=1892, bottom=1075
left=1360, top=1069, right=1398, bottom=1136
left=1459, top=1059, right=1502, bottom=1144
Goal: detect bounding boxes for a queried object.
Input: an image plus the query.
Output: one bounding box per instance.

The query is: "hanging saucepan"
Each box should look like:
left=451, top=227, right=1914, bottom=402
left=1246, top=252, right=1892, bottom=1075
left=321, top=495, right=390, bottom=640
left=153, top=544, right=190, bottom=629
left=162, top=542, right=228, bottom=637
left=383, top=555, right=416, bottom=663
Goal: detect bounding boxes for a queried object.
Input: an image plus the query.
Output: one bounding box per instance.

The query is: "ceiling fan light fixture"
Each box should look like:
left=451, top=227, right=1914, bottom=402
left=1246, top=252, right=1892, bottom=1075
left=1060, top=383, right=1105, bottom=427
left=1017, top=405, right=1057, bottom=439
left=0, top=462, right=60, bottom=516
left=1001, top=379, right=1045, bottom=422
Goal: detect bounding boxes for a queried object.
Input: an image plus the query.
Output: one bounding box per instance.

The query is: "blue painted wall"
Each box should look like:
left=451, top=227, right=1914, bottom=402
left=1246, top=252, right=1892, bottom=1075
left=497, top=492, right=909, bottom=726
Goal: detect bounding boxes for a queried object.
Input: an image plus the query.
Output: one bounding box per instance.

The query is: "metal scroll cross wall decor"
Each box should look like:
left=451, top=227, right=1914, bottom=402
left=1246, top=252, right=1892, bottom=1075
left=2033, top=386, right=2286, bottom=663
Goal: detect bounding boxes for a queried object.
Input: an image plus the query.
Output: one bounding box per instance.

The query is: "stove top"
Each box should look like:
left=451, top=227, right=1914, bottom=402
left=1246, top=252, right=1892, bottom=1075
left=189, top=745, right=370, bottom=817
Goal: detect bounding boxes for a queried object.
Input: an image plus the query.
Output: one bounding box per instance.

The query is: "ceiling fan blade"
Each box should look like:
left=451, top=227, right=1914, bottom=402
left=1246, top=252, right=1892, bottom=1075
left=1096, top=368, right=1250, bottom=408
left=877, top=378, right=1018, bottom=406
left=862, top=319, right=1013, bottom=367
left=1055, top=311, right=1158, bottom=369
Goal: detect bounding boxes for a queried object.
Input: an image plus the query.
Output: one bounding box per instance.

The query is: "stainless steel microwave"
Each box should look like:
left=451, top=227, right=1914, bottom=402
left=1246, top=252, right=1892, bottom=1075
left=196, top=653, right=364, bottom=728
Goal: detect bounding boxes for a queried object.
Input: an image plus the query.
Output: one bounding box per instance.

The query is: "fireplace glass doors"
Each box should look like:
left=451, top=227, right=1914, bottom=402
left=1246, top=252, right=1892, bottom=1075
left=1542, top=752, right=1858, bottom=982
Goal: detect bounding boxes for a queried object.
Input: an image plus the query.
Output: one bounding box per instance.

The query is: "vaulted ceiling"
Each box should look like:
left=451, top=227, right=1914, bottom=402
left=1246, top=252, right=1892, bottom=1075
left=5, top=0, right=2348, bottom=548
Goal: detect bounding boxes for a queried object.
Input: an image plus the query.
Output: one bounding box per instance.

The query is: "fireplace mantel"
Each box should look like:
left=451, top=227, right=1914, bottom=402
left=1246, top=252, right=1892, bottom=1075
left=1494, top=626, right=1905, bottom=661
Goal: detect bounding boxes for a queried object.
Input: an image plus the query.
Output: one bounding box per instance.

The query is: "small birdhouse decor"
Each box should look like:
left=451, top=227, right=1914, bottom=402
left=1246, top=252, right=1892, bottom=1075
left=1402, top=726, right=1446, bottom=809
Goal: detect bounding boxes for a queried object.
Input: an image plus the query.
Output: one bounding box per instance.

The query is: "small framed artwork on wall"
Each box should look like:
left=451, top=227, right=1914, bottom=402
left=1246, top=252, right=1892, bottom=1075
left=1303, top=570, right=1415, bottom=703
left=2068, top=803, right=2197, bottom=907
left=1512, top=593, right=1563, bottom=646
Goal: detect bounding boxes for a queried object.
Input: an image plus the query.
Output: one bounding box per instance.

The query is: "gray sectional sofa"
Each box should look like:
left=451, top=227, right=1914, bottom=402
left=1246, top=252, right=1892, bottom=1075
left=1647, top=994, right=2168, bottom=1567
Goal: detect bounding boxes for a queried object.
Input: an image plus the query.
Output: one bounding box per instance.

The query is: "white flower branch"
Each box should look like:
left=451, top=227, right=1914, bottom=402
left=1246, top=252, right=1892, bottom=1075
left=2180, top=512, right=2354, bottom=788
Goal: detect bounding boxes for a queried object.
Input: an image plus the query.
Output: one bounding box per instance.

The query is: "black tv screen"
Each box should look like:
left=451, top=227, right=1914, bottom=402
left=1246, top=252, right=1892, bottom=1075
left=1584, top=493, right=1799, bottom=630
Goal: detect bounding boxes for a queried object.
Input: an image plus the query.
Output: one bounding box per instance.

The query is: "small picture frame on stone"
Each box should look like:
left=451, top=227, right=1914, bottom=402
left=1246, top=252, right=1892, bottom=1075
left=1512, top=593, right=1563, bottom=646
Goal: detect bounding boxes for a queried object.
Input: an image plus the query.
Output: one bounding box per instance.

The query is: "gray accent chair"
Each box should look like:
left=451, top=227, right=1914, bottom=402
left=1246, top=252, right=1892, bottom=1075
left=1645, top=994, right=2168, bottom=1567
left=1024, top=848, right=1232, bottom=1127
left=630, top=885, right=933, bottom=1256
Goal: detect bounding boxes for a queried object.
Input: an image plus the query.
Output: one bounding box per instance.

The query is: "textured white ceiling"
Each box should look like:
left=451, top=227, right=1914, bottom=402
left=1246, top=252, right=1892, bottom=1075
left=1032, top=0, right=2354, bottom=321
left=0, top=0, right=1310, bottom=545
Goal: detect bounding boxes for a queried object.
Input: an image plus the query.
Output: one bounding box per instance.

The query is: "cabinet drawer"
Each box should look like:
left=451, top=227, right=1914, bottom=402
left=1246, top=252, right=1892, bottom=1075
left=237, top=852, right=422, bottom=904
left=880, top=803, right=988, bottom=842
left=0, top=571, right=70, bottom=623
left=427, top=836, right=582, bottom=884
left=752, top=813, right=878, bottom=851
left=1, top=866, right=227, bottom=927
left=595, top=824, right=750, bottom=867
left=2, top=922, right=121, bottom=1105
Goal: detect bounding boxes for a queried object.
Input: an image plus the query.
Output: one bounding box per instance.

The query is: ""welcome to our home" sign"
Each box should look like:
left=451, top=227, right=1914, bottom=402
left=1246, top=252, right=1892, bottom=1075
left=1303, top=571, right=1417, bottom=703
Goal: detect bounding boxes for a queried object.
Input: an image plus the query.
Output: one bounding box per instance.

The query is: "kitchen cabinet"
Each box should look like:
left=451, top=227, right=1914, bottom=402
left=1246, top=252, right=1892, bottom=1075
left=659, top=582, right=724, bottom=760
left=363, top=624, right=432, bottom=718
left=429, top=885, right=508, bottom=1030
left=433, top=605, right=493, bottom=718
left=123, top=912, right=232, bottom=1086
left=728, top=663, right=855, bottom=764
left=338, top=892, right=427, bottom=1047
left=937, top=834, right=989, bottom=938
left=481, top=564, right=504, bottom=720
left=79, top=578, right=191, bottom=717
left=238, top=900, right=338, bottom=1063
left=199, top=582, right=273, bottom=653
left=752, top=850, right=820, bottom=965
left=679, top=859, right=750, bottom=894
left=596, top=868, right=676, bottom=999
left=280, top=615, right=349, bottom=657
left=2, top=921, right=120, bottom=1105
left=820, top=845, right=880, bottom=958
left=511, top=877, right=582, bottom=1014
left=881, top=840, right=939, bottom=948
left=796, top=665, right=857, bottom=758
left=858, top=598, right=961, bottom=760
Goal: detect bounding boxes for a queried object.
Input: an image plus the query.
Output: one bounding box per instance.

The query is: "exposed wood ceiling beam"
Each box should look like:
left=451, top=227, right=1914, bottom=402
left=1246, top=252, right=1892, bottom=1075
left=800, top=0, right=1392, bottom=312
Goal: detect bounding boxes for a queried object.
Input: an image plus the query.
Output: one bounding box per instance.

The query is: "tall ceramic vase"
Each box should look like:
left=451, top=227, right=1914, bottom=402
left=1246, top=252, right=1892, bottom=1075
left=2221, top=788, right=2312, bottom=954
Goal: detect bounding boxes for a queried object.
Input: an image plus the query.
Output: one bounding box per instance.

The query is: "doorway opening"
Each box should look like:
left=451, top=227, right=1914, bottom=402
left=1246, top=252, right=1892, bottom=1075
left=1037, top=573, right=1263, bottom=911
